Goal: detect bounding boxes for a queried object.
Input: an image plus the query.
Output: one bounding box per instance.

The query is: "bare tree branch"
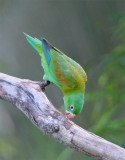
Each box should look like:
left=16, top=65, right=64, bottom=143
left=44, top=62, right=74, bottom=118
left=0, top=72, right=125, bottom=160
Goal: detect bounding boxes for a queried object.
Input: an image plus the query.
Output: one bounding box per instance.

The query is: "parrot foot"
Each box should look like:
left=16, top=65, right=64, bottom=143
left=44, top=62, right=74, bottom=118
left=40, top=80, right=50, bottom=92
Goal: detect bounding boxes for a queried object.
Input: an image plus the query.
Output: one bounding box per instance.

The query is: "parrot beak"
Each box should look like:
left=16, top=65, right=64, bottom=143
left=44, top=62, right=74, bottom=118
left=65, top=110, right=76, bottom=119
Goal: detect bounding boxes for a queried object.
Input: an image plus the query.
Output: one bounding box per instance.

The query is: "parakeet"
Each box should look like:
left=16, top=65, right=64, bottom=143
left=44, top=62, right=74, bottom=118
left=24, top=33, right=87, bottom=119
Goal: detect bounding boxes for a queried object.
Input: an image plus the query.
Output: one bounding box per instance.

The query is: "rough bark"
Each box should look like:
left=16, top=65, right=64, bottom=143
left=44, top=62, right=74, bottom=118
left=0, top=72, right=125, bottom=160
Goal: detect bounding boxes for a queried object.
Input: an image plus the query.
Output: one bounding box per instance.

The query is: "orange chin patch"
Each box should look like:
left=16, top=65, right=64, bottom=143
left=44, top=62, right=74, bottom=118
left=65, top=110, right=76, bottom=119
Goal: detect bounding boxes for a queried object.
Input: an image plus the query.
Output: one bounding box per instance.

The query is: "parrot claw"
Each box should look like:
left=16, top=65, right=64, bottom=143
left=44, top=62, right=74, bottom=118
left=40, top=80, right=50, bottom=92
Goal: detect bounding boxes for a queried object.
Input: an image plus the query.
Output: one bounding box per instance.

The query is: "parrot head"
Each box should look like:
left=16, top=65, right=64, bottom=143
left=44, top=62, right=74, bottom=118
left=63, top=92, right=84, bottom=119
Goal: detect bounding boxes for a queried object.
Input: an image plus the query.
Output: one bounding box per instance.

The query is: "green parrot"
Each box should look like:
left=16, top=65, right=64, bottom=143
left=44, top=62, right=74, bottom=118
left=24, top=33, right=87, bottom=119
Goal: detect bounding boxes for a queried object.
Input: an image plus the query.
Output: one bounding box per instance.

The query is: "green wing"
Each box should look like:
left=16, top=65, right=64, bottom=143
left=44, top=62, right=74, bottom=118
left=41, top=38, right=86, bottom=92
left=48, top=48, right=78, bottom=91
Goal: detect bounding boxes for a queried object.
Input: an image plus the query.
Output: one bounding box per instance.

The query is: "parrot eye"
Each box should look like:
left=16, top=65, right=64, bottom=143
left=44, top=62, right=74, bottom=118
left=70, top=105, right=74, bottom=110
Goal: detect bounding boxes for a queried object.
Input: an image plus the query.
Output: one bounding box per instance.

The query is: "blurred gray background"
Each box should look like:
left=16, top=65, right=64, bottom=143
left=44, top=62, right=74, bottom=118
left=0, top=1, right=125, bottom=160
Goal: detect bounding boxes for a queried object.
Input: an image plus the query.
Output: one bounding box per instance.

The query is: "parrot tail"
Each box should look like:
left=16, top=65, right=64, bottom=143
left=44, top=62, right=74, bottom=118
left=23, top=32, right=43, bottom=54
left=23, top=33, right=51, bottom=65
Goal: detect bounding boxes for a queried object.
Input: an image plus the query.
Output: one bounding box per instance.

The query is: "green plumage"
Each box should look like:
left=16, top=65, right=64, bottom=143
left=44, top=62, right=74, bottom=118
left=24, top=33, right=87, bottom=118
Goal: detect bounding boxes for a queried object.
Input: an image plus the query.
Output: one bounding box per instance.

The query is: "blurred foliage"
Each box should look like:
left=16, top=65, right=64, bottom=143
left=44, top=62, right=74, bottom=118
left=0, top=1, right=125, bottom=160
left=88, top=44, right=125, bottom=141
left=0, top=137, right=17, bottom=160
left=82, top=13, right=125, bottom=159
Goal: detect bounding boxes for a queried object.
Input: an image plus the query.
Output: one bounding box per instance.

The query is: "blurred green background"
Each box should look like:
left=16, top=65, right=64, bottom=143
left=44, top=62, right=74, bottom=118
left=0, top=0, right=125, bottom=160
